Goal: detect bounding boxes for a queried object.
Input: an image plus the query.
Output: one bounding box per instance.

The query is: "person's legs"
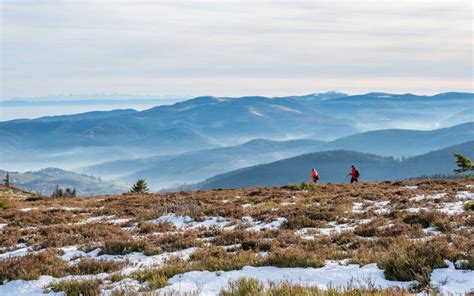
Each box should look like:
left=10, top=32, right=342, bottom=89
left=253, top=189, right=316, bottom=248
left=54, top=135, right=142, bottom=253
left=355, top=178, right=358, bottom=183
left=350, top=178, right=355, bottom=183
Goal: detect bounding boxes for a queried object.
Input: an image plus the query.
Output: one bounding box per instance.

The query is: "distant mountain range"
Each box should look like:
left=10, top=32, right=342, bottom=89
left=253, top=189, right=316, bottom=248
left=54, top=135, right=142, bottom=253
left=0, top=168, right=126, bottom=196
left=82, top=138, right=324, bottom=188
left=196, top=141, right=474, bottom=189
left=320, top=122, right=474, bottom=157
left=1, top=91, right=472, bottom=172
left=82, top=122, right=473, bottom=189
left=0, top=94, right=186, bottom=105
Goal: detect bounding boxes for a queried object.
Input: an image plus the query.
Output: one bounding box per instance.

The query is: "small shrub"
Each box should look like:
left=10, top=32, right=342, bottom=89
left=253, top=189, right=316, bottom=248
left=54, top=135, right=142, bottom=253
left=131, top=260, right=191, bottom=290
left=300, top=181, right=315, bottom=191
left=110, top=272, right=125, bottom=283
left=463, top=202, right=474, bottom=211
left=353, top=224, right=379, bottom=237
left=138, top=221, right=175, bottom=233
left=286, top=184, right=299, bottom=191
left=0, top=250, right=68, bottom=282
left=69, top=258, right=125, bottom=275
left=220, top=278, right=264, bottom=296
left=100, top=239, right=146, bottom=255
left=241, top=237, right=273, bottom=252
left=283, top=215, right=323, bottom=230
left=402, top=211, right=437, bottom=228
left=457, top=252, right=474, bottom=270
left=0, top=199, right=11, bottom=209
left=190, top=247, right=261, bottom=271
left=261, top=247, right=324, bottom=268
left=46, top=278, right=102, bottom=296
left=378, top=240, right=448, bottom=288
left=146, top=272, right=168, bottom=290
left=26, top=195, right=46, bottom=202
left=219, top=278, right=410, bottom=295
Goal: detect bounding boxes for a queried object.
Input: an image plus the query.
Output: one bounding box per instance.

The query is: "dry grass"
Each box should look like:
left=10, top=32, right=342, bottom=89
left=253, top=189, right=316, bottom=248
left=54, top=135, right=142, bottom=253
left=0, top=250, right=126, bottom=282
left=46, top=278, right=102, bottom=296
left=220, top=278, right=413, bottom=296
left=0, top=178, right=472, bottom=293
left=0, top=250, right=69, bottom=282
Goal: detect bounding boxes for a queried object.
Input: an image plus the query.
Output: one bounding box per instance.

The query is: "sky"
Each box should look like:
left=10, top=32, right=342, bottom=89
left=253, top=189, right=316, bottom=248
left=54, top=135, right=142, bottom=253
left=1, top=0, right=473, bottom=99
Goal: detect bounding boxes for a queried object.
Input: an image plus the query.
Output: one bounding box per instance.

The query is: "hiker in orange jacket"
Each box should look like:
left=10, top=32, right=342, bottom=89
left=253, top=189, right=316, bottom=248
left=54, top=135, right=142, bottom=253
left=311, top=168, right=319, bottom=183
left=348, top=165, right=359, bottom=183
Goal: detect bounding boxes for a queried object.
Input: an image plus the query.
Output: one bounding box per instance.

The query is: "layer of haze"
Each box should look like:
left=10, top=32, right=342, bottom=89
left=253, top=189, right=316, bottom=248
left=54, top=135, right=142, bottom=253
left=1, top=0, right=473, bottom=99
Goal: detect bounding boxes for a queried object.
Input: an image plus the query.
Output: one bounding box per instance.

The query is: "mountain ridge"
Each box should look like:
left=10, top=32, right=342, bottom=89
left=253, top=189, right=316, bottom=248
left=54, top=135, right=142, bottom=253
left=196, top=141, right=474, bottom=189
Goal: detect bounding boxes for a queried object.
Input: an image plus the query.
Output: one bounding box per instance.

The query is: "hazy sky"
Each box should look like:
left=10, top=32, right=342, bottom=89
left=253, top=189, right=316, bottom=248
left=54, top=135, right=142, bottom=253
left=1, top=0, right=473, bottom=99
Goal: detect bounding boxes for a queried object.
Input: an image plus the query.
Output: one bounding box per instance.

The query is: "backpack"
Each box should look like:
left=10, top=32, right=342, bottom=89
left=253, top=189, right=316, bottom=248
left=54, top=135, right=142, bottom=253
left=355, top=170, right=360, bottom=178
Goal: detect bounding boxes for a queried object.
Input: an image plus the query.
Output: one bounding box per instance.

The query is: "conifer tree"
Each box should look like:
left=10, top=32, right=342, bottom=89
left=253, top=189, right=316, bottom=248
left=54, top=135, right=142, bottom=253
left=64, top=187, right=77, bottom=198
left=51, top=185, right=63, bottom=198
left=453, top=152, right=474, bottom=174
left=3, top=172, right=10, bottom=187
left=130, top=179, right=149, bottom=194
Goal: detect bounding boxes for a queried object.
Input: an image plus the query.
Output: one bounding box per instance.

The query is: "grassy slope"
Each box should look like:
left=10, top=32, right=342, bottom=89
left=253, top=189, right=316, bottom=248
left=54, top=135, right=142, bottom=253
left=0, top=179, right=472, bottom=294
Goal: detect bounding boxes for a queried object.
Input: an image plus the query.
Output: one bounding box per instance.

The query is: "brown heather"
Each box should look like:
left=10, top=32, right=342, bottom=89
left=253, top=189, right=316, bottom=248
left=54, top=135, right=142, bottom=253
left=0, top=178, right=472, bottom=293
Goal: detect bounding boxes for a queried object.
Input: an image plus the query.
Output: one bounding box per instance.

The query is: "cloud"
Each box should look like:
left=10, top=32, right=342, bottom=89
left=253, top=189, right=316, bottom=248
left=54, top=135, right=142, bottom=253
left=1, top=0, right=472, bottom=98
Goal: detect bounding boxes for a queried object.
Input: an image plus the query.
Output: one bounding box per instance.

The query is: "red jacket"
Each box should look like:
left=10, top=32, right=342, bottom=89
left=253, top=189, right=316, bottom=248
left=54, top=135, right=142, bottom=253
left=350, top=167, right=357, bottom=178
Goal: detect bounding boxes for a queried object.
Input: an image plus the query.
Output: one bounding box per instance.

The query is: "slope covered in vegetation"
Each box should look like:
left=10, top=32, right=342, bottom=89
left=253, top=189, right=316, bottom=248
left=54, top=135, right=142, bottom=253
left=0, top=179, right=472, bottom=295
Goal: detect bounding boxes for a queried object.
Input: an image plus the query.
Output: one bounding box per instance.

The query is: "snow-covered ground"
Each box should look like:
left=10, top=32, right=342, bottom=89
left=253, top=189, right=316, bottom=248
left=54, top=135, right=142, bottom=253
left=158, top=263, right=473, bottom=296
left=0, top=246, right=36, bottom=259
left=1, top=261, right=471, bottom=296
left=430, top=261, right=474, bottom=295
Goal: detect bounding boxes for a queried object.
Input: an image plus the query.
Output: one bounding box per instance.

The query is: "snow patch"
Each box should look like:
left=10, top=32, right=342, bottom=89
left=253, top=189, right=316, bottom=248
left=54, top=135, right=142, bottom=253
left=248, top=107, right=265, bottom=117
left=296, top=221, right=356, bottom=239
left=352, top=202, right=364, bottom=212
left=108, top=218, right=130, bottom=225
left=269, top=104, right=302, bottom=114
left=247, top=218, right=287, bottom=231
left=456, top=191, right=474, bottom=200
left=60, top=245, right=195, bottom=273
left=430, top=261, right=474, bottom=295
left=438, top=201, right=464, bottom=215
left=0, top=274, right=110, bottom=296
left=423, top=227, right=441, bottom=235
left=0, top=275, right=63, bottom=296
left=19, top=208, right=37, bottom=212
left=48, top=207, right=82, bottom=211
left=404, top=207, right=429, bottom=213
left=149, top=214, right=230, bottom=229
left=158, top=263, right=413, bottom=295
left=409, top=193, right=446, bottom=202
left=0, top=246, right=37, bottom=259
left=86, top=215, right=115, bottom=222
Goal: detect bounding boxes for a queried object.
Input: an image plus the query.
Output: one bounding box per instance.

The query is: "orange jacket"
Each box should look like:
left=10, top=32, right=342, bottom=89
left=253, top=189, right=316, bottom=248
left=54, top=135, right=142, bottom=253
left=311, top=170, right=319, bottom=179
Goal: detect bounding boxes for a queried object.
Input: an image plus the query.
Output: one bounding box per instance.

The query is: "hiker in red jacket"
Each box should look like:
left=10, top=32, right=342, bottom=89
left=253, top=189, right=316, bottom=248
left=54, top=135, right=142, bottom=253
left=348, top=165, right=359, bottom=183
left=311, top=168, right=319, bottom=183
